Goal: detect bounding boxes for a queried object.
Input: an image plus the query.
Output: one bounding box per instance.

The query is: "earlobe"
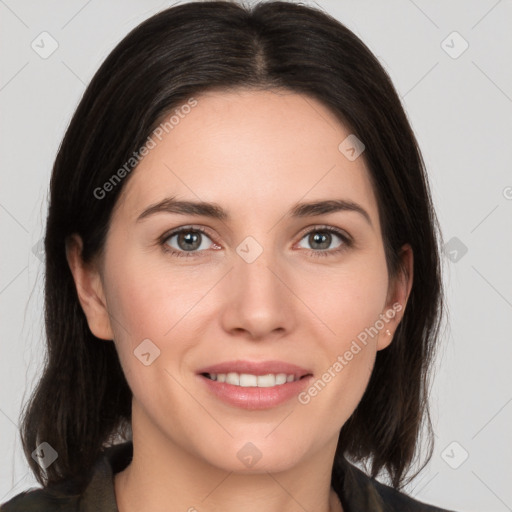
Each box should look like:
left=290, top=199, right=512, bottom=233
left=65, top=234, right=114, bottom=341
left=377, top=243, right=414, bottom=351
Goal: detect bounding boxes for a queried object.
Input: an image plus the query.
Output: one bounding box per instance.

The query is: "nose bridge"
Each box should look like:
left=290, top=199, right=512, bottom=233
left=234, top=234, right=283, bottom=302
left=220, top=233, right=295, bottom=337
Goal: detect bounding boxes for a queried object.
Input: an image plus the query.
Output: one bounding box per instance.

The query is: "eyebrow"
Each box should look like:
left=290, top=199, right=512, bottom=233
left=136, top=197, right=373, bottom=227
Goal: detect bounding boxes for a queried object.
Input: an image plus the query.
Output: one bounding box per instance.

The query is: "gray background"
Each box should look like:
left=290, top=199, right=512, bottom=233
left=1, top=1, right=511, bottom=510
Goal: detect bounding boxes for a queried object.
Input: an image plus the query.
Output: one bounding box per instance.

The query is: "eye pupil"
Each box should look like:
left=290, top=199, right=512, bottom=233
left=310, top=232, right=331, bottom=250
left=178, top=231, right=201, bottom=251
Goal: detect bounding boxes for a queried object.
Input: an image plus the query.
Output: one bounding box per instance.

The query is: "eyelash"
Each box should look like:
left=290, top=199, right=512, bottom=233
left=158, top=225, right=352, bottom=259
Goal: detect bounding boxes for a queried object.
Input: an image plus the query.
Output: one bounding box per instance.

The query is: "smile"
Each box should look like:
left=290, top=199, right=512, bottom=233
left=203, top=372, right=305, bottom=387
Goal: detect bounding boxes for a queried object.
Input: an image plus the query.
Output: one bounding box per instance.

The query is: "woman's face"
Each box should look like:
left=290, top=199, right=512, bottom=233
left=70, top=88, right=412, bottom=473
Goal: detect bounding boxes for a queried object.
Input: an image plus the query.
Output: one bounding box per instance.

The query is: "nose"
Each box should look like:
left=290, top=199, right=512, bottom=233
left=219, top=243, right=297, bottom=340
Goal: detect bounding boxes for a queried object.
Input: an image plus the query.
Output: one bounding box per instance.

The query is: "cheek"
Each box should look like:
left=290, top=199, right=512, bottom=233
left=101, top=254, right=205, bottom=402
left=103, top=248, right=208, bottom=341
left=294, top=255, right=388, bottom=417
left=297, top=253, right=389, bottom=340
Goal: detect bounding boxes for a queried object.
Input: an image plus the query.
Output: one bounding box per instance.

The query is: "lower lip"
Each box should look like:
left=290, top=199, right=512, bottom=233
left=198, top=374, right=314, bottom=410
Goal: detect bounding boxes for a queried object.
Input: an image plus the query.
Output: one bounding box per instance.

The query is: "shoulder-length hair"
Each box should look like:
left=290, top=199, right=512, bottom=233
left=20, top=0, right=444, bottom=493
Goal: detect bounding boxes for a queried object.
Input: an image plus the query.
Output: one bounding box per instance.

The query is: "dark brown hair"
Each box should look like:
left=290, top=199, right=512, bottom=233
left=19, top=0, right=444, bottom=494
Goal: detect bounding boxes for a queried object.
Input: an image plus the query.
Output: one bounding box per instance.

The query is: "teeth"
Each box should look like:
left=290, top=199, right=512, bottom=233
left=240, top=374, right=257, bottom=386
left=226, top=372, right=239, bottom=385
left=258, top=374, right=277, bottom=387
left=206, top=372, right=299, bottom=387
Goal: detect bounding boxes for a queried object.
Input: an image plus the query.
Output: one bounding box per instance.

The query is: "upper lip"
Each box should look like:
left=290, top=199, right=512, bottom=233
left=197, top=360, right=312, bottom=379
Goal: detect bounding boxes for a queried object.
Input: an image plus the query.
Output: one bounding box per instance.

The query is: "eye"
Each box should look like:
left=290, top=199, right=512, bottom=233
left=296, top=226, right=352, bottom=257
left=159, top=225, right=352, bottom=259
left=161, top=226, right=218, bottom=257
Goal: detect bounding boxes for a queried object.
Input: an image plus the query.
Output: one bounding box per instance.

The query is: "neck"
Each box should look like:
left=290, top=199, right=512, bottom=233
left=114, top=411, right=343, bottom=512
left=115, top=466, right=343, bottom=512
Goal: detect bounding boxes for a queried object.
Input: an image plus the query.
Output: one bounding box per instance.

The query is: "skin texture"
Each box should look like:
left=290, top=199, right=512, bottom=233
left=66, top=89, right=413, bottom=512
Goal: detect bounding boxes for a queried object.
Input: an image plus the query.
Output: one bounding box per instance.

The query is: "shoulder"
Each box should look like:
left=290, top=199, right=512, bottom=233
left=0, top=486, right=80, bottom=512
left=0, top=442, right=132, bottom=512
left=370, top=476, right=455, bottom=512
left=335, top=456, right=458, bottom=512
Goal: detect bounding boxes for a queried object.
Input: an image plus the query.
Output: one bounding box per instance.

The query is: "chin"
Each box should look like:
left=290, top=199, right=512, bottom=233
left=197, top=438, right=306, bottom=474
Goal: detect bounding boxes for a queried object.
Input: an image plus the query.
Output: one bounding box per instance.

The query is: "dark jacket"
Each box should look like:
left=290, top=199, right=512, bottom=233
left=0, top=441, right=456, bottom=511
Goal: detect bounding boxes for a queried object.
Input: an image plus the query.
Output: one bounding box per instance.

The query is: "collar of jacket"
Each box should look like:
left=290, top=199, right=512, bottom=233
left=79, top=441, right=390, bottom=512
left=0, top=441, right=454, bottom=512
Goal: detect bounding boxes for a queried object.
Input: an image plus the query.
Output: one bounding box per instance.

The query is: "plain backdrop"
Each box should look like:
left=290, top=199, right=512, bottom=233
left=1, top=1, right=511, bottom=510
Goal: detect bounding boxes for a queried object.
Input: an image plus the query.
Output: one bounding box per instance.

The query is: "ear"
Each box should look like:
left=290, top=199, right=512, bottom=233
left=65, top=234, right=114, bottom=341
left=377, top=243, right=413, bottom=351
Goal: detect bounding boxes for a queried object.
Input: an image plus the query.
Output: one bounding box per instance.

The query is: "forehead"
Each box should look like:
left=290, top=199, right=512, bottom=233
left=114, top=89, right=379, bottom=227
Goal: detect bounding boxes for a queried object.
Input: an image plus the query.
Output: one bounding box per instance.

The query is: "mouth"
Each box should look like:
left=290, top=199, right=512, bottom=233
left=196, top=360, right=314, bottom=410
left=200, top=372, right=310, bottom=387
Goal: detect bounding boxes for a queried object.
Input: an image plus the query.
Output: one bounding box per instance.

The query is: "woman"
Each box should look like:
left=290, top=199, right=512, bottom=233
left=0, top=1, right=453, bottom=511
